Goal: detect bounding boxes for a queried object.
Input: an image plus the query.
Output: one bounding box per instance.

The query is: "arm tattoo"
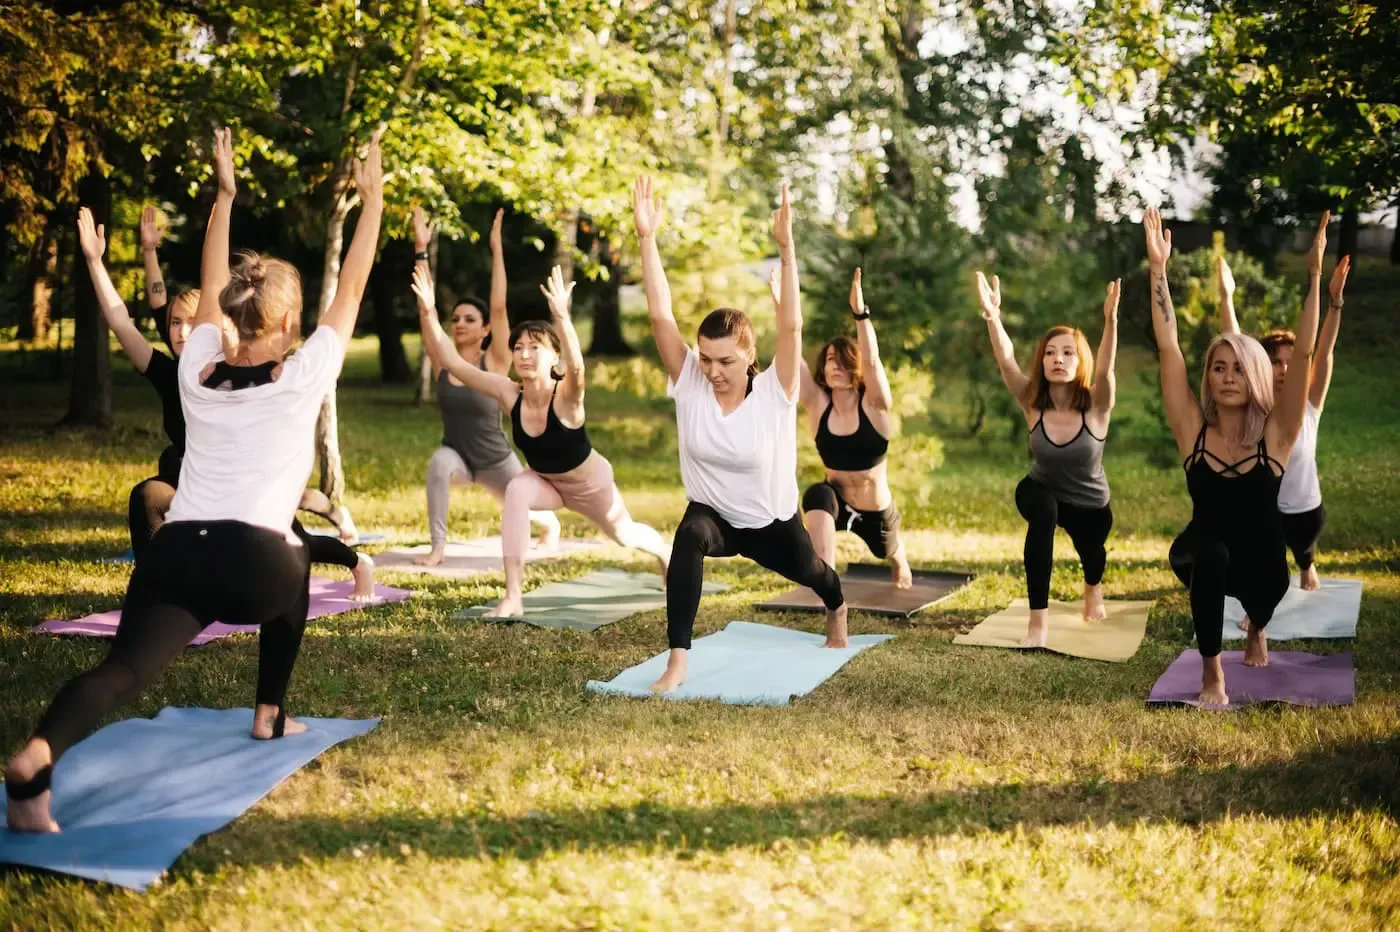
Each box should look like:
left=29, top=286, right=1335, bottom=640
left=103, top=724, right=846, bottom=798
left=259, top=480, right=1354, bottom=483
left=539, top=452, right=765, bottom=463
left=1150, top=271, right=1175, bottom=329
left=149, top=281, right=165, bottom=297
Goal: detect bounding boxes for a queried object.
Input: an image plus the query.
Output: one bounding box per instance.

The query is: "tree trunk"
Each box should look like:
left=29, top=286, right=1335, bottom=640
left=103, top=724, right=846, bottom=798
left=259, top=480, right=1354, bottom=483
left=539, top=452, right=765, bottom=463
left=20, top=218, right=58, bottom=343
left=373, top=241, right=412, bottom=382
left=1338, top=208, right=1359, bottom=261
left=62, top=164, right=113, bottom=428
left=586, top=240, right=633, bottom=356
left=1390, top=208, right=1399, bottom=265
left=881, top=3, right=924, bottom=205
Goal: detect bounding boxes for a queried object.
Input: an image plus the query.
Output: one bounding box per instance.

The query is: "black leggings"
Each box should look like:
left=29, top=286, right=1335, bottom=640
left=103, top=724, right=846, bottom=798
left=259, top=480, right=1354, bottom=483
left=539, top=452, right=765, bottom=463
left=1169, top=523, right=1289, bottom=657
left=32, top=521, right=313, bottom=761
left=801, top=481, right=902, bottom=560
left=1281, top=505, right=1326, bottom=572
left=666, top=501, right=844, bottom=649
left=128, top=478, right=356, bottom=571
left=1014, top=477, right=1113, bottom=610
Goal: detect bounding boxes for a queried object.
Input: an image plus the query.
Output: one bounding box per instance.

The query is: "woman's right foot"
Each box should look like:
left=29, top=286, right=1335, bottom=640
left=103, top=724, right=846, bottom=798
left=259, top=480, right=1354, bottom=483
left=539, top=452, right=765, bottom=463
left=350, top=554, right=377, bottom=601
left=413, top=548, right=446, bottom=567
left=251, top=706, right=308, bottom=740
left=6, top=743, right=60, bottom=833
left=649, top=651, right=688, bottom=693
left=1020, top=609, right=1049, bottom=648
left=1199, top=655, right=1229, bottom=708
left=1237, top=613, right=1251, bottom=632
left=1243, top=623, right=1269, bottom=667
left=1300, top=566, right=1322, bottom=591
left=488, top=595, right=524, bottom=617
left=824, top=603, right=850, bottom=648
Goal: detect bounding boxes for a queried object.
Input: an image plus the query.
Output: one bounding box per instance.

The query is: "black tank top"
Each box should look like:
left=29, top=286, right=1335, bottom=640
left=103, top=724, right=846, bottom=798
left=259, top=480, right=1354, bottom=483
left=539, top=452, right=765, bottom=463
left=511, top=385, right=593, bottom=474
left=814, top=390, right=888, bottom=471
left=1183, top=424, right=1285, bottom=543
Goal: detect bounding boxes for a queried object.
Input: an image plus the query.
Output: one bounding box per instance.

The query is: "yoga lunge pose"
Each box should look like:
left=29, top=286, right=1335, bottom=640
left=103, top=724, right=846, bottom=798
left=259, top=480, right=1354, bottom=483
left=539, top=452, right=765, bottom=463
left=1217, top=248, right=1350, bottom=605
left=1147, top=207, right=1323, bottom=707
left=634, top=176, right=846, bottom=693
left=976, top=268, right=1122, bottom=646
left=81, top=207, right=375, bottom=599
left=788, top=267, right=912, bottom=588
left=413, top=260, right=670, bottom=616
left=410, top=207, right=560, bottom=566
left=5, top=129, right=384, bottom=832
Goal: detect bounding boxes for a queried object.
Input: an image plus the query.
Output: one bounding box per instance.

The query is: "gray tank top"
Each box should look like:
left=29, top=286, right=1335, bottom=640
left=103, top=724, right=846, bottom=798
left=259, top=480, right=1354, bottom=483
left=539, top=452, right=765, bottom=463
left=438, top=365, right=513, bottom=469
left=1027, top=411, right=1110, bottom=508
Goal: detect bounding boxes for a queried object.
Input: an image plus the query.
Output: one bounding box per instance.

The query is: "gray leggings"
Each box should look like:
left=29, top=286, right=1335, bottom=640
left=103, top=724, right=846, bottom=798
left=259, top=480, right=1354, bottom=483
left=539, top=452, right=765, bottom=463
left=426, top=446, right=559, bottom=550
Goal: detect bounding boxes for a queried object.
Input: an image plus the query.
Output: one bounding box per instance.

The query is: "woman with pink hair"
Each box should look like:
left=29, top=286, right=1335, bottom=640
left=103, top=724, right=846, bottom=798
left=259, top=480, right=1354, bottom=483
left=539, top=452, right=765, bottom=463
left=1144, top=208, right=1327, bottom=707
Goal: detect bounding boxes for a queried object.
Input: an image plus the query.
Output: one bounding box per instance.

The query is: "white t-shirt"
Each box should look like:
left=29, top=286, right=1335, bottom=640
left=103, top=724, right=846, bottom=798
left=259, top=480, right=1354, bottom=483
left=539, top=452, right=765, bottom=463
left=165, top=323, right=345, bottom=544
left=667, top=348, right=798, bottom=528
left=1278, top=401, right=1322, bottom=514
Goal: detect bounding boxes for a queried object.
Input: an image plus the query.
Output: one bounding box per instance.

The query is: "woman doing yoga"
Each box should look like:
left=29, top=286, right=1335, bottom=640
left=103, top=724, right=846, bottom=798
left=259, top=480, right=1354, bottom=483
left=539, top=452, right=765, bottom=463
left=81, top=207, right=375, bottom=599
left=634, top=176, right=846, bottom=694
left=976, top=269, right=1122, bottom=646
left=4, top=130, right=383, bottom=833
left=412, top=207, right=560, bottom=566
left=1216, top=248, right=1350, bottom=601
left=413, top=257, right=670, bottom=616
left=789, top=267, right=912, bottom=588
left=1147, top=207, right=1323, bottom=707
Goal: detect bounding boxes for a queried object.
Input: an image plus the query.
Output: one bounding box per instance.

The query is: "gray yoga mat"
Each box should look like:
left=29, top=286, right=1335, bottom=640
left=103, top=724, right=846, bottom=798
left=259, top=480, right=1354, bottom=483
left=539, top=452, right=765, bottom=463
left=455, top=569, right=725, bottom=632
left=756, top=563, right=973, bottom=617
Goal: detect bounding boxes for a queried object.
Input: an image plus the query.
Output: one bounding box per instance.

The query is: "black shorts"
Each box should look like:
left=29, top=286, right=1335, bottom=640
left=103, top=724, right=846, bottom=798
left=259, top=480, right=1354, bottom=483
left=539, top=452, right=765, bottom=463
left=801, top=481, right=902, bottom=559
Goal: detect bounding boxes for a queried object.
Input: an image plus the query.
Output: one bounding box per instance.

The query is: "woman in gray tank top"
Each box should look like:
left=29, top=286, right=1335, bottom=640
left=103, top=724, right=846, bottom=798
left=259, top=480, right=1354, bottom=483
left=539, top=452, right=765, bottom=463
left=413, top=208, right=560, bottom=566
left=975, top=271, right=1120, bottom=648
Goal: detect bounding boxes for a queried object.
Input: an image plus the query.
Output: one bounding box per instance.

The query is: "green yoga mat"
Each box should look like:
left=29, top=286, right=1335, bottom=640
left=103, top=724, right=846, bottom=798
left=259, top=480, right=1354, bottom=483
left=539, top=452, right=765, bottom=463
left=454, top=569, right=727, bottom=632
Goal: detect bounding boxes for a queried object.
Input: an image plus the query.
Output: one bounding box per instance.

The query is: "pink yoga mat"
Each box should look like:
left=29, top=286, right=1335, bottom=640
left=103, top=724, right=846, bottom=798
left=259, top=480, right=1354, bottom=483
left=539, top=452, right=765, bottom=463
left=1147, top=649, right=1354, bottom=709
left=32, top=577, right=413, bottom=647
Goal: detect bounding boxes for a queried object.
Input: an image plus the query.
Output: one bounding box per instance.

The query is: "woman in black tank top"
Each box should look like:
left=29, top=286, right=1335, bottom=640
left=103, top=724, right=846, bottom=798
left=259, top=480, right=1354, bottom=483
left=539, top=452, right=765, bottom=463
left=414, top=259, right=670, bottom=617
left=1145, top=208, right=1326, bottom=708
left=788, top=268, right=912, bottom=588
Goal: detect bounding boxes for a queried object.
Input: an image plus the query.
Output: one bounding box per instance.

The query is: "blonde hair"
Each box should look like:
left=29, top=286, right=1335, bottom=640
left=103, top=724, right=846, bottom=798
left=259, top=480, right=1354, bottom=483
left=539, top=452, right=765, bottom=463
left=1201, top=332, right=1273, bottom=445
left=219, top=250, right=302, bottom=342
left=1022, top=325, right=1094, bottom=411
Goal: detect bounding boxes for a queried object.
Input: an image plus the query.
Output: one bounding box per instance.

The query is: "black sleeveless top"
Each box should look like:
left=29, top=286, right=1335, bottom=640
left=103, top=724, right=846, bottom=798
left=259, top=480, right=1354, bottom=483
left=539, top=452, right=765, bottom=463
left=814, top=390, right=888, bottom=471
left=1183, top=424, right=1285, bottom=543
left=511, top=385, right=593, bottom=474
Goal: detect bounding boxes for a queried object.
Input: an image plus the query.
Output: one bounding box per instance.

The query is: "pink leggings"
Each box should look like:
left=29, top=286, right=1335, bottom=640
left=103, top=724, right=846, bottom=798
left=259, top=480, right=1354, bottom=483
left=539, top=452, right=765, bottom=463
left=501, top=452, right=669, bottom=563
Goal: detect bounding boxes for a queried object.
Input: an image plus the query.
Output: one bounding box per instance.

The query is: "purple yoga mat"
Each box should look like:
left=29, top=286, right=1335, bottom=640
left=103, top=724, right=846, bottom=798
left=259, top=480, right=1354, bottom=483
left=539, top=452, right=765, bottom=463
left=32, top=577, right=412, bottom=646
left=1147, top=649, right=1354, bottom=709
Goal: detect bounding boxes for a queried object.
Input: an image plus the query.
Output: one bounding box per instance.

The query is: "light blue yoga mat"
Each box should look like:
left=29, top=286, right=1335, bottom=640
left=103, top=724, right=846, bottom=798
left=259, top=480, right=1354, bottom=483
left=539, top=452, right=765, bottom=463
left=585, top=621, right=894, bottom=706
left=1221, top=577, right=1363, bottom=640
left=0, top=707, right=378, bottom=890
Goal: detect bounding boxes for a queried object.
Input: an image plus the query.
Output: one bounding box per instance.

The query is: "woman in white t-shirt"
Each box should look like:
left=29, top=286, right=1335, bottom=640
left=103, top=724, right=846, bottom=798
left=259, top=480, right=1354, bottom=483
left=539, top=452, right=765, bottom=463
left=5, top=130, right=384, bottom=833
left=632, top=176, right=847, bottom=694
left=1217, top=249, right=1351, bottom=597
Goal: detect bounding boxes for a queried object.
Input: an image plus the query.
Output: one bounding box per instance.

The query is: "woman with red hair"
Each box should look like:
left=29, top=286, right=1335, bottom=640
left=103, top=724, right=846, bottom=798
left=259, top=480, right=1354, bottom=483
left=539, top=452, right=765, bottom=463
left=1146, top=208, right=1324, bottom=707
left=975, top=271, right=1123, bottom=647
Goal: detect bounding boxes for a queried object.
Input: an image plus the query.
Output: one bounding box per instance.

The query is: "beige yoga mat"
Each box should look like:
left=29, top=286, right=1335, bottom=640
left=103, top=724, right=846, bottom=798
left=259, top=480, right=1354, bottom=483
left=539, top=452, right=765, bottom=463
left=372, top=537, right=604, bottom=579
left=953, top=598, right=1154, bottom=662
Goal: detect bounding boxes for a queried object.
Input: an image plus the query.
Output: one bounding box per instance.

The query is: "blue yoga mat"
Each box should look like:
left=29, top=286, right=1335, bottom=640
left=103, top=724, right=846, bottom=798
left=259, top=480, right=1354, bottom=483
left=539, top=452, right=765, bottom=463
left=585, top=620, right=894, bottom=706
left=0, top=707, right=378, bottom=890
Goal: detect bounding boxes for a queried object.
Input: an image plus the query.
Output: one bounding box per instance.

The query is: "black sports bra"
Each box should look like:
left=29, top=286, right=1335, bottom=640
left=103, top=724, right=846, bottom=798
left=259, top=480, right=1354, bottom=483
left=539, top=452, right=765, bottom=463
left=814, top=390, right=888, bottom=471
left=1183, top=424, right=1284, bottom=535
left=511, top=385, right=593, bottom=474
left=202, top=360, right=279, bottom=390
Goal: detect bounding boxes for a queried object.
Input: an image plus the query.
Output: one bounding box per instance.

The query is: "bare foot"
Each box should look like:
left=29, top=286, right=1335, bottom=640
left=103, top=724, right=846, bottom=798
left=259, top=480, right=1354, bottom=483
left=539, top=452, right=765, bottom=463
left=1020, top=608, right=1049, bottom=648
left=824, top=602, right=849, bottom=648
left=5, top=741, right=60, bottom=833
left=251, top=705, right=308, bottom=740
left=649, top=649, right=688, bottom=693
left=332, top=506, right=360, bottom=546
left=536, top=524, right=561, bottom=552
left=350, top=554, right=377, bottom=602
left=1082, top=583, right=1107, bottom=621
left=1199, top=655, right=1229, bottom=708
left=1243, top=623, right=1269, bottom=667
left=1300, top=566, right=1321, bottom=591
left=1237, top=613, right=1251, bottom=633
left=488, top=595, right=524, bottom=618
left=891, top=556, right=913, bottom=590
left=413, top=548, right=446, bottom=567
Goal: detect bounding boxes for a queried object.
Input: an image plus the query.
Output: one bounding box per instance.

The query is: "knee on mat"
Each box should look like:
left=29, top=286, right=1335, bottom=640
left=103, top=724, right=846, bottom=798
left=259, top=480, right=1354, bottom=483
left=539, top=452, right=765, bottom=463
left=801, top=482, right=839, bottom=517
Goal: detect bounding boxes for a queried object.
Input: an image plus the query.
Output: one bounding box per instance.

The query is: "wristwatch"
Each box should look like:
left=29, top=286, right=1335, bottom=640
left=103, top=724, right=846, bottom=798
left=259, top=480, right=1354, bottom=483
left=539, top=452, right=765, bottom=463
left=414, top=250, right=430, bottom=261
left=851, top=305, right=871, bottom=320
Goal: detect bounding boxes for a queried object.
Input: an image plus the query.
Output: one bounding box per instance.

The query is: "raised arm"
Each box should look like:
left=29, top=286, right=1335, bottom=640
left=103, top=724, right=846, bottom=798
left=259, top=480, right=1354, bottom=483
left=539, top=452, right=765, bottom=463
left=1310, top=254, right=1349, bottom=411
left=484, top=208, right=513, bottom=374
left=771, top=265, right=823, bottom=409
left=1272, top=211, right=1328, bottom=445
left=633, top=177, right=688, bottom=382
left=411, top=263, right=519, bottom=410
left=1144, top=208, right=1202, bottom=457
left=974, top=271, right=1031, bottom=407
left=1216, top=255, right=1240, bottom=335
left=542, top=265, right=587, bottom=418
left=849, top=268, right=893, bottom=411
left=411, top=206, right=441, bottom=377
left=194, top=127, right=236, bottom=331
left=1090, top=279, right=1121, bottom=415
left=321, top=138, right=384, bottom=349
left=771, top=182, right=802, bottom=400
left=140, top=206, right=167, bottom=312
left=78, top=207, right=153, bottom=372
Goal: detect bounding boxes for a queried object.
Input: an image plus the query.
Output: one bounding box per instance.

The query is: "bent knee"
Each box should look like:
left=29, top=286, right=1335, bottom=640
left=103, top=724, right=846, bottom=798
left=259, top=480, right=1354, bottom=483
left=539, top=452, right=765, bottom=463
left=801, top=482, right=839, bottom=517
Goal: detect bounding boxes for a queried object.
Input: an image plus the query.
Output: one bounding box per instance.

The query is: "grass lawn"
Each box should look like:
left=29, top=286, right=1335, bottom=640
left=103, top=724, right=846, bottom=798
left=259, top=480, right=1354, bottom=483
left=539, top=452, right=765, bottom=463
left=0, top=258, right=1397, bottom=929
